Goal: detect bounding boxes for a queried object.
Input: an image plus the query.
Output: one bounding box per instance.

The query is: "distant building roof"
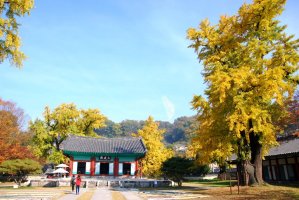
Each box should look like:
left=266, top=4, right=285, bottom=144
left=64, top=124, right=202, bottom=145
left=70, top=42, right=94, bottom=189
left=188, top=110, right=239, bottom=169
left=266, top=138, right=299, bottom=157
left=61, top=135, right=147, bottom=155
left=229, top=138, right=299, bottom=162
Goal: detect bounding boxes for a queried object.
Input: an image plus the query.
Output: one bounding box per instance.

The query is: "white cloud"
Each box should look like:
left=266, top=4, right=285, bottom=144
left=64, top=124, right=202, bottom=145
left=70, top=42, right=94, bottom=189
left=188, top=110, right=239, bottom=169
left=162, top=96, right=175, bottom=122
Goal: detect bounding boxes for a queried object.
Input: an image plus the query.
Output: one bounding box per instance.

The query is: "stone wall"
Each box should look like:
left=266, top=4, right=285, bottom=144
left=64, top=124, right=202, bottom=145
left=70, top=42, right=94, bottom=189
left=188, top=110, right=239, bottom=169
left=112, top=180, right=172, bottom=188
left=29, top=179, right=172, bottom=188
left=30, top=180, right=60, bottom=187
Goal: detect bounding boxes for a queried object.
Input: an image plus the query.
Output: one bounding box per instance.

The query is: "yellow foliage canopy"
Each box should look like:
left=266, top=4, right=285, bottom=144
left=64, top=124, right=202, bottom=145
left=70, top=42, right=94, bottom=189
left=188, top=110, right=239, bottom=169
left=187, top=0, right=299, bottom=164
left=133, top=116, right=173, bottom=177
left=30, top=103, right=106, bottom=164
left=0, top=0, right=34, bottom=67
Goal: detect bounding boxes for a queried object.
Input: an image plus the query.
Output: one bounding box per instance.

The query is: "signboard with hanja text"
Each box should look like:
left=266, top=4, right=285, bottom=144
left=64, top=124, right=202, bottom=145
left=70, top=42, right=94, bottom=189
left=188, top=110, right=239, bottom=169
left=99, top=156, right=111, bottom=160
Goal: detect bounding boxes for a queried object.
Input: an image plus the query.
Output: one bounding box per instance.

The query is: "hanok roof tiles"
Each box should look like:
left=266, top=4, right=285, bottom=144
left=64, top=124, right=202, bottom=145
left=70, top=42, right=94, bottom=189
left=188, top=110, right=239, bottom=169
left=266, top=138, right=299, bottom=157
left=229, top=138, right=299, bottom=161
left=61, top=135, right=146, bottom=154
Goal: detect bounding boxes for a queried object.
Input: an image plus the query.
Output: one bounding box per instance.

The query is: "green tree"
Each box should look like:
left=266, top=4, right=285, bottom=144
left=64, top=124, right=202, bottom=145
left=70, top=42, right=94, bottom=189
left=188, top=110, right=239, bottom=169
left=30, top=103, right=106, bottom=163
left=187, top=0, right=299, bottom=185
left=0, top=159, right=41, bottom=186
left=0, top=0, right=34, bottom=67
left=133, top=116, right=173, bottom=178
left=164, top=116, right=196, bottom=144
left=120, top=120, right=143, bottom=136
left=161, top=157, right=193, bottom=186
left=96, top=119, right=122, bottom=137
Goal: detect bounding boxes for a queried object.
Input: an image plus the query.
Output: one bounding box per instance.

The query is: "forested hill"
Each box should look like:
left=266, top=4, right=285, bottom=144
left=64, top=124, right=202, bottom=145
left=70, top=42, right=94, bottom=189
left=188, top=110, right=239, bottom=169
left=95, top=116, right=196, bottom=144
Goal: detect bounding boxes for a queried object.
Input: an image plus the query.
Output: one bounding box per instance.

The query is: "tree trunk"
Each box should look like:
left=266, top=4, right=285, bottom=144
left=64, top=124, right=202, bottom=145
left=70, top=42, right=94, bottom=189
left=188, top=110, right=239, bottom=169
left=244, top=161, right=257, bottom=185
left=237, top=131, right=249, bottom=186
left=54, top=138, right=60, bottom=151
left=237, top=160, right=248, bottom=186
left=178, top=179, right=182, bottom=187
left=249, top=131, right=263, bottom=185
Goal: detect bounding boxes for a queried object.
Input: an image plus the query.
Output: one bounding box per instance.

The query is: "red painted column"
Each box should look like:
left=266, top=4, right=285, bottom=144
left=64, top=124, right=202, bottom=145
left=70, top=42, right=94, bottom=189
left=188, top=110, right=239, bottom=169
left=135, top=160, right=138, bottom=176
left=69, top=156, right=73, bottom=176
left=114, top=157, right=119, bottom=177
left=140, top=160, right=143, bottom=178
left=91, top=157, right=96, bottom=176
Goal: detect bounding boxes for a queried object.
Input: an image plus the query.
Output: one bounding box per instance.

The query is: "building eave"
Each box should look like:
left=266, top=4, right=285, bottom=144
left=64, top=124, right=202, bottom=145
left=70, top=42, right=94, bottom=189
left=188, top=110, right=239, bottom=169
left=63, top=150, right=145, bottom=158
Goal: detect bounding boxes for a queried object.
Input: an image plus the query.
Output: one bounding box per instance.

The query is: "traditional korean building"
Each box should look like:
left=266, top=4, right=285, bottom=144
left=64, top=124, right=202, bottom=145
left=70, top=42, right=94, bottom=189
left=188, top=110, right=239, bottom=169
left=229, top=138, right=299, bottom=182
left=262, top=138, right=299, bottom=182
left=61, top=135, right=146, bottom=177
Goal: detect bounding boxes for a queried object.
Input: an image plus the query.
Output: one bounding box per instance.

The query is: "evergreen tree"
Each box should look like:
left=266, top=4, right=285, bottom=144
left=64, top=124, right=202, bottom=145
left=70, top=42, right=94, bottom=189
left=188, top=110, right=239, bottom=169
left=0, top=159, right=41, bottom=185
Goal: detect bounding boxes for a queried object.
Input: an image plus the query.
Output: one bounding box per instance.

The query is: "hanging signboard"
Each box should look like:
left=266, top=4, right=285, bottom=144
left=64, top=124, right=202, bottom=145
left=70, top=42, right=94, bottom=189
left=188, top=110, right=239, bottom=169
left=99, top=156, right=111, bottom=160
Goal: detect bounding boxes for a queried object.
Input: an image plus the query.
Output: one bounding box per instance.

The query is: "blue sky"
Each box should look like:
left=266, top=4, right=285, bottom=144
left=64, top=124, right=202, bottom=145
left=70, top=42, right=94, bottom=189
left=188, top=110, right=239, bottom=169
left=0, top=0, right=298, bottom=123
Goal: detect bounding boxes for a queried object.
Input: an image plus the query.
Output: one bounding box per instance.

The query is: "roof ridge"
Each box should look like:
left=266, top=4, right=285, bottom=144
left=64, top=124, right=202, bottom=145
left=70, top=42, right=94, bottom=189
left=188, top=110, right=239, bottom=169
left=68, top=134, right=96, bottom=138
left=279, top=137, right=299, bottom=143
left=68, top=134, right=142, bottom=141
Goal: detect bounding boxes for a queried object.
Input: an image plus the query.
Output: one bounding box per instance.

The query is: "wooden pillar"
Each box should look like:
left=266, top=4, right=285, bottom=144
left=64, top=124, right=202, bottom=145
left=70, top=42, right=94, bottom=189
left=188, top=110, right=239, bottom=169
left=69, top=156, right=73, bottom=176
left=91, top=157, right=96, bottom=176
left=140, top=160, right=143, bottom=178
left=114, top=157, right=119, bottom=177
left=295, top=156, right=299, bottom=181
left=269, top=158, right=273, bottom=181
left=285, top=157, right=289, bottom=180
left=135, top=160, right=138, bottom=176
left=276, top=158, right=281, bottom=181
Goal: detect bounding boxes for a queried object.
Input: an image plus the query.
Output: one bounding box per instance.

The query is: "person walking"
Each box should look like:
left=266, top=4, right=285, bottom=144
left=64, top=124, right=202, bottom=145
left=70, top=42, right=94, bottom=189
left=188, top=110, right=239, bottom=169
left=70, top=175, right=76, bottom=192
left=75, top=175, right=81, bottom=195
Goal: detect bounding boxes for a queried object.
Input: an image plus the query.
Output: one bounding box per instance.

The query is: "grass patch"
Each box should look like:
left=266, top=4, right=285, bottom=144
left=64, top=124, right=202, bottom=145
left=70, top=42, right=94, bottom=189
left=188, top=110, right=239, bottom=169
left=186, top=179, right=237, bottom=187
left=139, top=183, right=299, bottom=200
left=196, top=184, right=299, bottom=200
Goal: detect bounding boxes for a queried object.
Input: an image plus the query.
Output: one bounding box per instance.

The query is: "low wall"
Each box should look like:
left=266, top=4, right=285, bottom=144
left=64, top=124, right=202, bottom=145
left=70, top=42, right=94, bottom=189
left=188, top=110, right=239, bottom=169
left=29, top=179, right=172, bottom=188
left=184, top=174, right=218, bottom=181
left=30, top=180, right=60, bottom=187
left=111, top=180, right=172, bottom=188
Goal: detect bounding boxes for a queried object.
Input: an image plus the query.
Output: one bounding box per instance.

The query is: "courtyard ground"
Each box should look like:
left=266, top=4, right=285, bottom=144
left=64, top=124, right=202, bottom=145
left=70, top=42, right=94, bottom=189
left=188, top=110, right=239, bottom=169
left=137, top=180, right=299, bottom=200
left=0, top=180, right=298, bottom=199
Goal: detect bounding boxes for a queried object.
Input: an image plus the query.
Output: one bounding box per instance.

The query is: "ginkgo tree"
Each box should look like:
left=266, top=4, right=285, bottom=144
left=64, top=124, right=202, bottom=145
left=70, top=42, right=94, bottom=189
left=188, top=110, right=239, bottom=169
left=0, top=0, right=34, bottom=67
left=30, top=103, right=106, bottom=164
left=133, top=116, right=173, bottom=178
left=187, top=0, right=299, bottom=185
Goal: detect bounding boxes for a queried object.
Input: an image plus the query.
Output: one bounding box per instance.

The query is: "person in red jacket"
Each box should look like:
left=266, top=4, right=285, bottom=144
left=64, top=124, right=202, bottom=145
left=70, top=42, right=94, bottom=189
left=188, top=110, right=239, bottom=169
left=75, top=175, right=81, bottom=195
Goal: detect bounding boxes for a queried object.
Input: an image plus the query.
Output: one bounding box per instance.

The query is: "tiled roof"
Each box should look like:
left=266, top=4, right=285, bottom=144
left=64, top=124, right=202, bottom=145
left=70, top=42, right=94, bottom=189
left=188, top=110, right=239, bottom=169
left=229, top=138, right=299, bottom=161
left=61, top=135, right=147, bottom=154
left=267, top=138, right=299, bottom=157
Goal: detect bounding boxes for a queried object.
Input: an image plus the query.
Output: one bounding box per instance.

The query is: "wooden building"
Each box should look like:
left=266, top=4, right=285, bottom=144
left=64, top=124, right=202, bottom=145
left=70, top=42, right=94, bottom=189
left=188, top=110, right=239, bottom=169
left=61, top=135, right=146, bottom=177
left=262, top=138, right=299, bottom=182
